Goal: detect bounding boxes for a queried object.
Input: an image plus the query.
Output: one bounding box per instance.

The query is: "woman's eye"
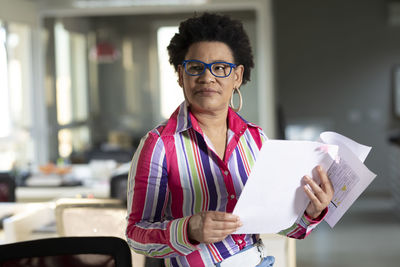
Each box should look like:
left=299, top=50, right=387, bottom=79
left=213, top=64, right=229, bottom=72
left=190, top=65, right=203, bottom=71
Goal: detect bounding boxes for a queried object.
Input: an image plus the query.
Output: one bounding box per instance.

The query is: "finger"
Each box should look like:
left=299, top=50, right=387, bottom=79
left=317, top=166, right=332, bottom=188
left=208, top=227, right=239, bottom=237
left=304, top=175, right=324, bottom=195
left=204, top=217, right=242, bottom=231
left=303, top=184, right=320, bottom=205
left=204, top=227, right=241, bottom=243
left=316, top=165, right=334, bottom=192
left=304, top=175, right=332, bottom=206
left=209, top=211, right=240, bottom=222
left=201, top=226, right=240, bottom=244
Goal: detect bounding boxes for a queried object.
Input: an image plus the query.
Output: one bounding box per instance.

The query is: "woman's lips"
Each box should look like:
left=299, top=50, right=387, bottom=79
left=195, top=88, right=219, bottom=95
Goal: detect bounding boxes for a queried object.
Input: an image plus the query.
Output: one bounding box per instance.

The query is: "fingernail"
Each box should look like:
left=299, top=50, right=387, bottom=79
left=317, top=165, right=322, bottom=171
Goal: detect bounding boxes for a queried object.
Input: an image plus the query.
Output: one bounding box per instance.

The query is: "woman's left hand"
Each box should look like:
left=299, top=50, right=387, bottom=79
left=303, top=165, right=334, bottom=219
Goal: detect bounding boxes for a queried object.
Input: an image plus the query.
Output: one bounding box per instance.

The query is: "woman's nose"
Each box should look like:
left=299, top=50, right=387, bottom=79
left=197, top=67, right=215, bottom=83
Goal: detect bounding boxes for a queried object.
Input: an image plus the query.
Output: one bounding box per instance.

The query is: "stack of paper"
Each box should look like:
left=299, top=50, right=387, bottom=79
left=319, top=132, right=376, bottom=227
left=233, top=131, right=376, bottom=234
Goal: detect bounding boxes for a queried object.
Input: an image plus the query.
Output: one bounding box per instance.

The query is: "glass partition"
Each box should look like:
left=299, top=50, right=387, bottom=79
left=157, top=26, right=183, bottom=119
left=0, top=21, right=35, bottom=171
left=54, top=21, right=90, bottom=159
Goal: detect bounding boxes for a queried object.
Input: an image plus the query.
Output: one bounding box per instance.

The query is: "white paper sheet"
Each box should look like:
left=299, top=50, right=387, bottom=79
left=232, top=140, right=338, bottom=234
left=319, top=131, right=371, bottom=163
left=232, top=131, right=376, bottom=234
left=320, top=132, right=376, bottom=227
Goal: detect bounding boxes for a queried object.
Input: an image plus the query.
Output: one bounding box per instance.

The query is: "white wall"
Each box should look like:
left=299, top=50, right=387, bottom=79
left=0, top=0, right=39, bottom=26
left=275, top=0, right=400, bottom=194
left=0, top=0, right=49, bottom=165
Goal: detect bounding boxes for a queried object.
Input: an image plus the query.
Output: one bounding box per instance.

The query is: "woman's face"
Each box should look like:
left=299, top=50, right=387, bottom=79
left=178, top=41, right=244, bottom=114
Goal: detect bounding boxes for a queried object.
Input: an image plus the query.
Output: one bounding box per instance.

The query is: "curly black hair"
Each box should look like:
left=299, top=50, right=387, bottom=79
left=167, top=12, right=254, bottom=85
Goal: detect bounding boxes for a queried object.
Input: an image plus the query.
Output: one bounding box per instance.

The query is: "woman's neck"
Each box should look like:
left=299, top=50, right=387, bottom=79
left=192, top=109, right=228, bottom=135
left=191, top=108, right=229, bottom=160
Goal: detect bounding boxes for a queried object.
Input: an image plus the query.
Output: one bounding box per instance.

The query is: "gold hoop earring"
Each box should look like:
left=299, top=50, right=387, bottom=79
left=230, top=87, right=242, bottom=112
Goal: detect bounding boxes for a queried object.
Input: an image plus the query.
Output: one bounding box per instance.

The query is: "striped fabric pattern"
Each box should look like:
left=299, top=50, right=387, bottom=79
left=126, top=101, right=325, bottom=266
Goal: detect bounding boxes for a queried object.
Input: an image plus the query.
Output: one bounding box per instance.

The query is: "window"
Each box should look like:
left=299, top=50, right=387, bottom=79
left=157, top=26, right=184, bottom=119
left=0, top=21, right=34, bottom=171
left=54, top=21, right=90, bottom=158
left=0, top=22, right=10, bottom=139
left=55, top=22, right=89, bottom=126
left=58, top=127, right=90, bottom=158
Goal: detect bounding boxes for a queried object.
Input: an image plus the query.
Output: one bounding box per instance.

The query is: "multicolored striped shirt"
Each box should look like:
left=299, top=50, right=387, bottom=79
left=126, top=101, right=326, bottom=266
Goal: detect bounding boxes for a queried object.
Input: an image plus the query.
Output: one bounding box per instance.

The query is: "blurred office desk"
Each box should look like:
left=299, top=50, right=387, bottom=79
left=0, top=199, right=146, bottom=267
left=15, top=162, right=121, bottom=202
left=0, top=199, right=120, bottom=244
left=0, top=202, right=56, bottom=244
left=16, top=183, right=110, bottom=202
left=1, top=201, right=295, bottom=267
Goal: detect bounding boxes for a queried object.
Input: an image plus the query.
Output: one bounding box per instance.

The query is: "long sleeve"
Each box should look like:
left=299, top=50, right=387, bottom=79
left=278, top=208, right=328, bottom=239
left=125, top=132, right=197, bottom=258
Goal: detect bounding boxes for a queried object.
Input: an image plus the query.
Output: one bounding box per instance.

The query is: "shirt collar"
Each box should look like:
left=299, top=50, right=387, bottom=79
left=162, top=101, right=255, bottom=136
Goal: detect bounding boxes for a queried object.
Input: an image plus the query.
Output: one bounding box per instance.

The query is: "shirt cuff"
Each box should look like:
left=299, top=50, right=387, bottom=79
left=167, top=216, right=198, bottom=256
left=297, top=207, right=328, bottom=236
left=303, top=207, right=328, bottom=225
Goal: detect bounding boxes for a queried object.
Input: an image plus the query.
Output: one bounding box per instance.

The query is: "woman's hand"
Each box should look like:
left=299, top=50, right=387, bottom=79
left=303, top=165, right=334, bottom=219
left=188, top=211, right=242, bottom=244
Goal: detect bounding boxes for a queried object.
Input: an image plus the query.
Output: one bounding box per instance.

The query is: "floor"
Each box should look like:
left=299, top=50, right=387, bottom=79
left=296, top=192, right=400, bottom=267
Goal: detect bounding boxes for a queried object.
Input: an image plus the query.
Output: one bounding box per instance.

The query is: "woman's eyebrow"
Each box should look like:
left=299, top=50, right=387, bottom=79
left=187, top=59, right=231, bottom=63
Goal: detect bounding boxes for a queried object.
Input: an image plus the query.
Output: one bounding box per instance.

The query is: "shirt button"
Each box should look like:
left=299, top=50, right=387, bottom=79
left=237, top=240, right=243, bottom=244
left=224, top=171, right=229, bottom=175
left=230, top=194, right=235, bottom=199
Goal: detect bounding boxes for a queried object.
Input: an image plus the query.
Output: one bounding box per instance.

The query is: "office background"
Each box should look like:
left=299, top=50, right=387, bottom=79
left=1, top=0, right=400, bottom=266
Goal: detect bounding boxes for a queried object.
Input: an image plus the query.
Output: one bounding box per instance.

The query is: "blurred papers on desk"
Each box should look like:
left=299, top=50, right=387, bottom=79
left=25, top=160, right=118, bottom=187
left=25, top=174, right=64, bottom=187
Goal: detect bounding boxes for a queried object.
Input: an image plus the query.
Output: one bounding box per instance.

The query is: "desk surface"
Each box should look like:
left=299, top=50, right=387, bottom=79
left=16, top=184, right=110, bottom=202
left=0, top=202, right=57, bottom=244
left=16, top=162, right=129, bottom=202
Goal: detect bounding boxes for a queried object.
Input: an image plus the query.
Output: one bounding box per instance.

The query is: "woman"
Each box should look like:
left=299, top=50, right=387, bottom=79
left=126, top=12, right=333, bottom=267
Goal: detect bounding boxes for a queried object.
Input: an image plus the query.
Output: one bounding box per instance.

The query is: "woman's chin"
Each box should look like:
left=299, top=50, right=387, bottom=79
left=190, top=101, right=228, bottom=114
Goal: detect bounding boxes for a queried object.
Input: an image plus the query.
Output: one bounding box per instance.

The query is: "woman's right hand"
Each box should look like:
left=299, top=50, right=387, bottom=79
left=188, top=211, right=242, bottom=244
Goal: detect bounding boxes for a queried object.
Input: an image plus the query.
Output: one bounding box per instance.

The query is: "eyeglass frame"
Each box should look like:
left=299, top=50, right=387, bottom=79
left=182, top=59, right=237, bottom=78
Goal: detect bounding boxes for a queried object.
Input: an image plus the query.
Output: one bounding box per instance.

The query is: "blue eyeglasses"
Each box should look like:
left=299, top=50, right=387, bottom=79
left=182, top=59, right=237, bottom=78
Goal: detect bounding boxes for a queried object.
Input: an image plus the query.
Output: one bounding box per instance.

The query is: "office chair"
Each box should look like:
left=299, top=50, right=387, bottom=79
left=0, top=173, right=16, bottom=202
left=55, top=198, right=126, bottom=237
left=55, top=198, right=146, bottom=267
left=0, top=236, right=132, bottom=267
left=110, top=173, right=128, bottom=205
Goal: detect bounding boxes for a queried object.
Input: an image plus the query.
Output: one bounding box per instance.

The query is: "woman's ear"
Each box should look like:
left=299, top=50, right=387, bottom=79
left=177, top=65, right=184, bottom=87
left=234, top=65, right=244, bottom=88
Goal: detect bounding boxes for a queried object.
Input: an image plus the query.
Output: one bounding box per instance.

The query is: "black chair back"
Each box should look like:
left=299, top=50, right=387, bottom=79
left=0, top=173, right=16, bottom=202
left=0, top=236, right=132, bottom=267
left=110, top=174, right=128, bottom=206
